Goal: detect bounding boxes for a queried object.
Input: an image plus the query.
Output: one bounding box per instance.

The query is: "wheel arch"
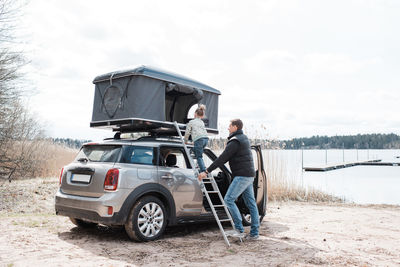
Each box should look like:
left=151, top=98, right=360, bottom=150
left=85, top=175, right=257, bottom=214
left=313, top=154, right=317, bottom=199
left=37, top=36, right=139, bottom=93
left=120, top=183, right=177, bottom=225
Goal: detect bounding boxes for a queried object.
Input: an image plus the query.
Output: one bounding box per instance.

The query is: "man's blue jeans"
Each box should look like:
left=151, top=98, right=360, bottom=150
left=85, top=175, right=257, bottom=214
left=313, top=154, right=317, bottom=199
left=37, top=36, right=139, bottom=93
left=193, top=137, right=208, bottom=172
left=224, top=176, right=259, bottom=237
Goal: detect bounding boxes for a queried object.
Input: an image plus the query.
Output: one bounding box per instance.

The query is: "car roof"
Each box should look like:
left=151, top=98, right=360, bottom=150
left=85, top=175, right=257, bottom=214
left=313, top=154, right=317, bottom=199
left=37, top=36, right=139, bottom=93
left=83, top=138, right=186, bottom=147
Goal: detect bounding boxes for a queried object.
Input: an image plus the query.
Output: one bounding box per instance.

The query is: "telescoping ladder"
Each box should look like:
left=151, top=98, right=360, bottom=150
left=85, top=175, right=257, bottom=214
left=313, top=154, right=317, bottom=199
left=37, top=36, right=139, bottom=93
left=173, top=121, right=243, bottom=246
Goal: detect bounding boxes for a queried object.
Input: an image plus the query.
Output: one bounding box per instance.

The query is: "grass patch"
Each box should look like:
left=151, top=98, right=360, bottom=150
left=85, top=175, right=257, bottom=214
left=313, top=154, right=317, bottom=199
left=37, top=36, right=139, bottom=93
left=10, top=216, right=54, bottom=228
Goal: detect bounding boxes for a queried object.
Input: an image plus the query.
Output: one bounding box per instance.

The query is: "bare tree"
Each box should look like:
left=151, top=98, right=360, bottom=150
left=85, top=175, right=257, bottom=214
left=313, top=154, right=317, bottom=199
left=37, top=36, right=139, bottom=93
left=0, top=0, right=44, bottom=182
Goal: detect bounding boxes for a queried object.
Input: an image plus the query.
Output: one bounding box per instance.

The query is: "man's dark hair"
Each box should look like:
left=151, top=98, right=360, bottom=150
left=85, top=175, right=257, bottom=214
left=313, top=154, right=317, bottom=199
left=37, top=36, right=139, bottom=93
left=230, top=119, right=243, bottom=130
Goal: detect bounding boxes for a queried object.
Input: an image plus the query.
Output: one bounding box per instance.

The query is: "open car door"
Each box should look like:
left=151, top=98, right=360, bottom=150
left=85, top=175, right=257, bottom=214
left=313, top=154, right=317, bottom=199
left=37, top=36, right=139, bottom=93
left=252, top=145, right=267, bottom=218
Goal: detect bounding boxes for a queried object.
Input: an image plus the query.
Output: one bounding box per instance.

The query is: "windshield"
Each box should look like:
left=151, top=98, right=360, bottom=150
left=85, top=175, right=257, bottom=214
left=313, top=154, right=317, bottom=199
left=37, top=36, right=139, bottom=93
left=75, top=145, right=121, bottom=163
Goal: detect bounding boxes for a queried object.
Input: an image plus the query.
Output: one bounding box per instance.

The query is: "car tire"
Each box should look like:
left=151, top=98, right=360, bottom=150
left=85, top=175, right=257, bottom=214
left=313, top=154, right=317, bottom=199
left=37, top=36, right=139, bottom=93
left=69, top=217, right=98, bottom=228
left=241, top=213, right=263, bottom=226
left=124, top=196, right=167, bottom=242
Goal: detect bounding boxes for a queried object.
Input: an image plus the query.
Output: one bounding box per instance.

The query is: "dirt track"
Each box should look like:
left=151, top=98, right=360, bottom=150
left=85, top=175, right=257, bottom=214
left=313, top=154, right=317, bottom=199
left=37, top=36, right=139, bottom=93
left=1, top=179, right=400, bottom=266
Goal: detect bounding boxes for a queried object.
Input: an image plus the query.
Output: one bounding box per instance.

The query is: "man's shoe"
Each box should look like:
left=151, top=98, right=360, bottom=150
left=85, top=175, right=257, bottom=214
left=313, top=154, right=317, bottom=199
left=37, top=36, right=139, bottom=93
left=245, top=234, right=259, bottom=241
left=226, top=229, right=246, bottom=238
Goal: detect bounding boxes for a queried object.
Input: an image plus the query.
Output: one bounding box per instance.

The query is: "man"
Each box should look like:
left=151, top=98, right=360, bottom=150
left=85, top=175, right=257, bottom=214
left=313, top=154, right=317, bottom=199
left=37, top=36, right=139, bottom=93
left=198, top=119, right=259, bottom=240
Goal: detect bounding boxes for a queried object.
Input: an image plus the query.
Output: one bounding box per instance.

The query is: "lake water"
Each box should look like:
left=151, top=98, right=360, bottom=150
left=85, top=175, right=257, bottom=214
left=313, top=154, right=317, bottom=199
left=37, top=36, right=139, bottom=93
left=262, top=149, right=400, bottom=205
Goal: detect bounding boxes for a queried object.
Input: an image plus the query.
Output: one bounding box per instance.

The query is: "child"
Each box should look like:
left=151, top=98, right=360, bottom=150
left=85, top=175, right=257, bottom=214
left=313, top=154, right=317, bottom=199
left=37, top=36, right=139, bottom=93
left=184, top=104, right=209, bottom=172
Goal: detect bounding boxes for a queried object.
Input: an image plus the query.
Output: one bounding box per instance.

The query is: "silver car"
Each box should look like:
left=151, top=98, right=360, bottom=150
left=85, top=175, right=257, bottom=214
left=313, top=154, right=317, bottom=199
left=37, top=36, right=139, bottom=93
left=55, top=136, right=267, bottom=242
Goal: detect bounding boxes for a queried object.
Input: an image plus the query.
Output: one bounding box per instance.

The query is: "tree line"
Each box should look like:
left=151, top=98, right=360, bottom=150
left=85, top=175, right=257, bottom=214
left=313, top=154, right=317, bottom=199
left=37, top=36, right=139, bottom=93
left=207, top=133, right=400, bottom=150
left=280, top=133, right=400, bottom=149
left=51, top=138, right=91, bottom=149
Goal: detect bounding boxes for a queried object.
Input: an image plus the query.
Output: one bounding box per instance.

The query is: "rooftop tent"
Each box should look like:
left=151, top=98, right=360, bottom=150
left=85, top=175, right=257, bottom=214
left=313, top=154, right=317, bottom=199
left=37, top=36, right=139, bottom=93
left=90, top=66, right=221, bottom=134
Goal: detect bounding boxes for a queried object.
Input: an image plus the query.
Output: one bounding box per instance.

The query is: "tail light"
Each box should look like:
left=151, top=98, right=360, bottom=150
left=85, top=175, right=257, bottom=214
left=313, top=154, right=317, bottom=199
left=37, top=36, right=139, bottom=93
left=107, top=206, right=113, bottom=215
left=59, top=167, right=64, bottom=186
left=104, top=168, right=119, bottom=191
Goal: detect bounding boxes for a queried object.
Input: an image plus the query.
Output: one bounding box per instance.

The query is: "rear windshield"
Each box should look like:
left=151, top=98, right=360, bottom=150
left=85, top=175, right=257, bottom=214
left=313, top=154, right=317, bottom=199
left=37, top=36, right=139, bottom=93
left=75, top=145, right=122, bottom=163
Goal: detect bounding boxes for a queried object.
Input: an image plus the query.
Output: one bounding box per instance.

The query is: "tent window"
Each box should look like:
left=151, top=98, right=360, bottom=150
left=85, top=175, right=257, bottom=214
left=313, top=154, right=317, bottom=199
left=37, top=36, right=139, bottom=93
left=165, top=83, right=203, bottom=123
left=187, top=104, right=198, bottom=120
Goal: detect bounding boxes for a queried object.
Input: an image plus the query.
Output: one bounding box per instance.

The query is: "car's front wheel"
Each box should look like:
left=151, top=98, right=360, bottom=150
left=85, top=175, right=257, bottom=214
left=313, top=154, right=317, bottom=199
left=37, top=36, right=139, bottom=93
left=124, top=196, right=167, bottom=242
left=241, top=213, right=264, bottom=226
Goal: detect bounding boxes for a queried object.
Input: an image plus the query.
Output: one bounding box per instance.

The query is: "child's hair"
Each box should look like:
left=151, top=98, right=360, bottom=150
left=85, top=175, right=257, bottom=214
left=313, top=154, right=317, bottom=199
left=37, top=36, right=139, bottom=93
left=195, top=104, right=206, bottom=117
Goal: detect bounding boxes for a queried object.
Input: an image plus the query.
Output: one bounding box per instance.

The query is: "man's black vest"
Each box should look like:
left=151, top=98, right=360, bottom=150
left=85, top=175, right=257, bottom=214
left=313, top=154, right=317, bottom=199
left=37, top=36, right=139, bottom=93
left=227, top=130, right=256, bottom=178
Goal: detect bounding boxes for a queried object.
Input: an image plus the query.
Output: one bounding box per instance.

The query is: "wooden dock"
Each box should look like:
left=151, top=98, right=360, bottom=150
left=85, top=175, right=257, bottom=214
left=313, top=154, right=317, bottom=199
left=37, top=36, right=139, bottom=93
left=358, top=161, right=400, bottom=166
left=303, top=159, right=389, bottom=172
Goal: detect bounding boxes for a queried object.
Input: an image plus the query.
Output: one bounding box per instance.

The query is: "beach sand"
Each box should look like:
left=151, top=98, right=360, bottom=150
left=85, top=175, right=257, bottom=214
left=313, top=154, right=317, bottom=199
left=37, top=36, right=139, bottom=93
left=1, top=178, right=399, bottom=266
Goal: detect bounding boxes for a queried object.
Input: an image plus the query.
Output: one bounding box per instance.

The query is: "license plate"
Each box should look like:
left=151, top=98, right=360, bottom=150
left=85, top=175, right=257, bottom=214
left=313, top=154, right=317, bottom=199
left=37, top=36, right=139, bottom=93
left=71, top=174, right=91, bottom=183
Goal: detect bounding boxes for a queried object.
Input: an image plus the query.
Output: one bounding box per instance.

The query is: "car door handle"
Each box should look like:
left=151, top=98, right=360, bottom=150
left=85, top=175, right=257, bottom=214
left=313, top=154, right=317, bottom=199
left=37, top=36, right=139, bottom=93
left=161, top=174, right=173, bottom=179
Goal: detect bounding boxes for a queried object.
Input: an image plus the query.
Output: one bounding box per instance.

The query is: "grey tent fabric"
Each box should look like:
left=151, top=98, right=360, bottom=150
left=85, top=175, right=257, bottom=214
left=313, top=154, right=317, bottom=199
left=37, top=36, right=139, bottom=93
left=199, top=91, right=219, bottom=129
left=90, top=66, right=220, bottom=134
left=166, top=83, right=203, bottom=101
left=92, top=76, right=165, bottom=122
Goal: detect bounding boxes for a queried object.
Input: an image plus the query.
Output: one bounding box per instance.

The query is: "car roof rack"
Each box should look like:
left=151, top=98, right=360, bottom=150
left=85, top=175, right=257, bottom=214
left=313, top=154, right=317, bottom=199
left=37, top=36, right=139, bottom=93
left=102, top=130, right=186, bottom=143
left=137, top=135, right=183, bottom=143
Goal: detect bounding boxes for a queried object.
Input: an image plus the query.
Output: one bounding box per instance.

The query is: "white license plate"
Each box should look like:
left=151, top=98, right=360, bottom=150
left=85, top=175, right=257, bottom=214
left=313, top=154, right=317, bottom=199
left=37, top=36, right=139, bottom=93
left=71, top=174, right=91, bottom=183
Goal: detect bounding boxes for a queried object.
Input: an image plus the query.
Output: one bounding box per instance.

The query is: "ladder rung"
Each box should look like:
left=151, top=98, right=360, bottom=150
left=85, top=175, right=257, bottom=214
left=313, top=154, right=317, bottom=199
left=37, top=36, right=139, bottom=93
left=206, top=191, right=219, bottom=193
left=202, top=181, right=212, bottom=184
left=213, top=205, right=225, bottom=208
left=218, top=219, right=231, bottom=222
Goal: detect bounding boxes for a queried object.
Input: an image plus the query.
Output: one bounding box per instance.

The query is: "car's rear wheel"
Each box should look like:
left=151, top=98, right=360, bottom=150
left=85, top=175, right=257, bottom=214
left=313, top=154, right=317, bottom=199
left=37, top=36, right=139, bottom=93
left=69, top=217, right=98, bottom=228
left=125, top=196, right=167, bottom=242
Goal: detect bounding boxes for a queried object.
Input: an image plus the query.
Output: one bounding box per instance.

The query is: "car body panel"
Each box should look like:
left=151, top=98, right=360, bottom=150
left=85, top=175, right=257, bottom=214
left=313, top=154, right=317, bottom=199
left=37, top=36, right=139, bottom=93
left=55, top=138, right=267, bottom=227
left=61, top=162, right=114, bottom=198
left=158, top=165, right=203, bottom=216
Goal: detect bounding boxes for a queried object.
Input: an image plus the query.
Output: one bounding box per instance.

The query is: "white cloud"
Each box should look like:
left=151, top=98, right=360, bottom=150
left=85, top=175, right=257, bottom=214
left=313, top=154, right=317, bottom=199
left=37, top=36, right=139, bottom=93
left=244, top=50, right=297, bottom=75
left=303, top=53, right=379, bottom=75
left=16, top=0, right=400, bottom=140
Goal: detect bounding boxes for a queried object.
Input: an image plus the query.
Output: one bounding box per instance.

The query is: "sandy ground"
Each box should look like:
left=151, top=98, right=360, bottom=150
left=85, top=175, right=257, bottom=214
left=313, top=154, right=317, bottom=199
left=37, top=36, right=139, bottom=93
left=1, top=178, right=400, bottom=267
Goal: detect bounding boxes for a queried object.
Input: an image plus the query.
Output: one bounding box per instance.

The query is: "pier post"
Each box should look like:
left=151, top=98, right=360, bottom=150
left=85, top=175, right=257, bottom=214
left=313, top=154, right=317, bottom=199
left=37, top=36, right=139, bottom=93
left=325, top=149, right=327, bottom=165
left=342, top=143, right=345, bottom=163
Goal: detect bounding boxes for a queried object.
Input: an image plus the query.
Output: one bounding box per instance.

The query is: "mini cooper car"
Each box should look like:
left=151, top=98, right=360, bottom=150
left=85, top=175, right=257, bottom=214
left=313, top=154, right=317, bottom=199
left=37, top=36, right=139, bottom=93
left=55, top=136, right=267, bottom=241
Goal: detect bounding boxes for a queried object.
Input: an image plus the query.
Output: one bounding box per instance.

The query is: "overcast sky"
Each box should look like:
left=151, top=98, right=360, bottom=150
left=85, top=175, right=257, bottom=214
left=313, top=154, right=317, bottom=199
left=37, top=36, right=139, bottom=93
left=18, top=0, right=400, bottom=141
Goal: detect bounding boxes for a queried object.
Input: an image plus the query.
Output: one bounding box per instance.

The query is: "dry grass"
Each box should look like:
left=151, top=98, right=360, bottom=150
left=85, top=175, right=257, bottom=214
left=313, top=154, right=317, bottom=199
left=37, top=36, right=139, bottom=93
left=35, top=142, right=78, bottom=177
left=267, top=180, right=343, bottom=202
left=1, top=140, right=78, bottom=181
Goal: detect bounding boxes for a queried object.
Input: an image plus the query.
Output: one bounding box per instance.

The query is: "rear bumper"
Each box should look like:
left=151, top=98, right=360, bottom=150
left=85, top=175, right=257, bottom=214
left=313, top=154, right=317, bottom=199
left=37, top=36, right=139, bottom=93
left=55, top=189, right=130, bottom=225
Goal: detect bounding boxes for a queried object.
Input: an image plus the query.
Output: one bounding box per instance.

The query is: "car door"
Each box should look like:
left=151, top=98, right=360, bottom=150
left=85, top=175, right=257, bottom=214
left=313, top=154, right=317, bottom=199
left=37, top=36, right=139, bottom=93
left=157, top=146, right=203, bottom=217
left=251, top=145, right=268, bottom=217
left=207, top=145, right=268, bottom=216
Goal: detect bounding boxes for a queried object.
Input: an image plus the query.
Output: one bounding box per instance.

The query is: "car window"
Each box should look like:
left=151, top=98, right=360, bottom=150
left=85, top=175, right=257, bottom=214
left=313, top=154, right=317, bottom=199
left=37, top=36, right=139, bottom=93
left=204, top=149, right=231, bottom=172
left=75, top=145, right=121, bottom=163
left=174, top=151, right=188, bottom=169
left=251, top=149, right=258, bottom=171
left=203, top=151, right=224, bottom=175
left=121, top=146, right=155, bottom=165
left=159, top=147, right=189, bottom=169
